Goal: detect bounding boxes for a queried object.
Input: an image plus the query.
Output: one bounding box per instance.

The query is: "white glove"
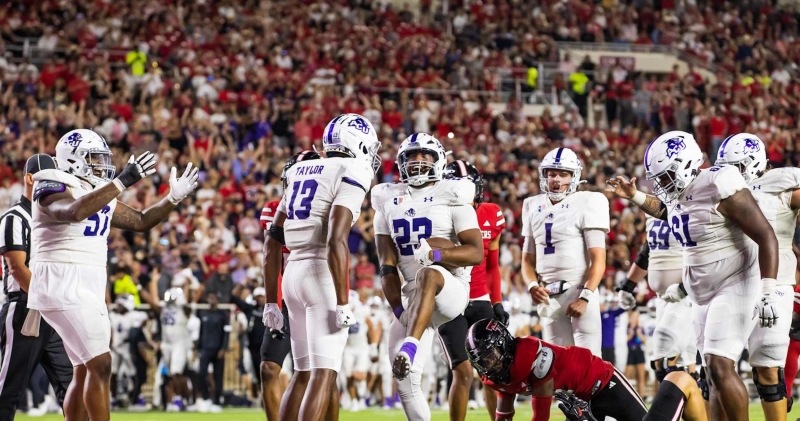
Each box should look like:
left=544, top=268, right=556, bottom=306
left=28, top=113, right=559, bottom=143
left=618, top=290, right=637, bottom=310
left=414, top=238, right=434, bottom=266
left=757, top=278, right=779, bottom=328
left=262, top=303, right=284, bottom=330
left=167, top=162, right=200, bottom=204
left=336, top=305, right=355, bottom=328
left=660, top=283, right=687, bottom=303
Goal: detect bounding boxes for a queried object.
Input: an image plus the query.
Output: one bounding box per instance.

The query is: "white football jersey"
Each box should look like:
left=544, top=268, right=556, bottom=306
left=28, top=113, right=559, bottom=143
left=372, top=179, right=479, bottom=285
left=30, top=169, right=117, bottom=266
left=521, top=191, right=610, bottom=284
left=346, top=301, right=371, bottom=347
left=161, top=303, right=191, bottom=345
left=644, top=215, right=683, bottom=270
left=110, top=311, right=135, bottom=350
left=668, top=165, right=752, bottom=266
left=278, top=157, right=374, bottom=260
left=750, top=167, right=800, bottom=285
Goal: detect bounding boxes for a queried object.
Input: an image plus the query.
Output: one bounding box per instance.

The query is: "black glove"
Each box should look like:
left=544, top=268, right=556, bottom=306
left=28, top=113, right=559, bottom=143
left=554, top=391, right=597, bottom=421
left=493, top=303, right=509, bottom=325
left=116, top=152, right=157, bottom=188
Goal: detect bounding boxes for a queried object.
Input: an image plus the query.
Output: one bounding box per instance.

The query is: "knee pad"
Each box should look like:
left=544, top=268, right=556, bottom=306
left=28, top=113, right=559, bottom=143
left=697, top=367, right=710, bottom=401
left=751, top=367, right=788, bottom=403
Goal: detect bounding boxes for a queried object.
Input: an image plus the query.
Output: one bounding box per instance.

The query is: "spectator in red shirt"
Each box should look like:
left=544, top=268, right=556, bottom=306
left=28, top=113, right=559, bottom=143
left=354, top=254, right=376, bottom=291
left=203, top=243, right=231, bottom=275
left=709, top=107, right=728, bottom=162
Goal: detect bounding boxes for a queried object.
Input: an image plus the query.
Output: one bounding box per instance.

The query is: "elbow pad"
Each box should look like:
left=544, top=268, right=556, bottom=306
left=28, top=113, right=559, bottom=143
left=634, top=242, right=650, bottom=270
left=268, top=225, right=285, bottom=246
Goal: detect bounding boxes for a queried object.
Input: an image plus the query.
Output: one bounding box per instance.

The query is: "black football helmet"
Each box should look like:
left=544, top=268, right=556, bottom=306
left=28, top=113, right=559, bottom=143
left=281, top=150, right=321, bottom=188
left=445, top=160, right=484, bottom=204
left=465, top=318, right=516, bottom=384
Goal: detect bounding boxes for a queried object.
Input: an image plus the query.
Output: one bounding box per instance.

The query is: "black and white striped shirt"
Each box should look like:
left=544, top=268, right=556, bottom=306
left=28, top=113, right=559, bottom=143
left=0, top=197, right=31, bottom=295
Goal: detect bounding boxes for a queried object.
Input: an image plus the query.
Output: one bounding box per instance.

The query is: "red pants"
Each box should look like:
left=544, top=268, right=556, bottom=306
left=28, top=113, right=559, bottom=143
left=786, top=339, right=800, bottom=396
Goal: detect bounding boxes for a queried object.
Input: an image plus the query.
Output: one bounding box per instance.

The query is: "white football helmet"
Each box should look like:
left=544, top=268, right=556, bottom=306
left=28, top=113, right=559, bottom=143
left=644, top=131, right=704, bottom=202
left=322, top=113, right=382, bottom=173
left=55, top=129, right=114, bottom=186
left=397, top=133, right=448, bottom=186
left=538, top=147, right=583, bottom=202
left=164, top=287, right=187, bottom=306
left=715, top=133, right=767, bottom=183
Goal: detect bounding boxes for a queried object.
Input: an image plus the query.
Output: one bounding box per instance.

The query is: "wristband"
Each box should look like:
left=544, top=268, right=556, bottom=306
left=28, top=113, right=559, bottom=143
left=393, top=306, right=404, bottom=319
left=579, top=287, right=594, bottom=303
left=762, top=277, right=777, bottom=294
left=380, top=265, right=399, bottom=276
left=432, top=249, right=442, bottom=263
left=527, top=281, right=539, bottom=292
left=631, top=190, right=646, bottom=206
left=617, top=279, right=638, bottom=293
left=112, top=178, right=126, bottom=192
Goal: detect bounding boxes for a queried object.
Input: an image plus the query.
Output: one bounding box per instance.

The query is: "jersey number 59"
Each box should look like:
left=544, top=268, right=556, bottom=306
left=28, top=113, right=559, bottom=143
left=393, top=217, right=432, bottom=256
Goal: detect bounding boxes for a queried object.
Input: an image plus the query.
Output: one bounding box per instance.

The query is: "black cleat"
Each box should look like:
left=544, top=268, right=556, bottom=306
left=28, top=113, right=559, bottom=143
left=392, top=352, right=411, bottom=380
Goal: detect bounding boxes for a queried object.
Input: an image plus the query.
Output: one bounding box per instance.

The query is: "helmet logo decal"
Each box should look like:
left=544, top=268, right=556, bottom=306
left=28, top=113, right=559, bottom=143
left=743, top=138, right=760, bottom=154
left=665, top=138, right=686, bottom=158
left=66, top=132, right=83, bottom=153
left=348, top=117, right=371, bottom=134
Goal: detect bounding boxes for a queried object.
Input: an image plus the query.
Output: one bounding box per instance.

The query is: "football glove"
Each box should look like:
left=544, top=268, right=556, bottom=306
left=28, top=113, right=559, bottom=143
left=336, top=305, right=355, bottom=328
left=167, top=162, right=200, bottom=204
left=660, top=282, right=687, bottom=303
left=116, top=152, right=157, bottom=189
left=263, top=303, right=284, bottom=331
left=414, top=238, right=434, bottom=266
left=554, top=392, right=597, bottom=421
left=757, top=278, right=779, bottom=328
left=618, top=290, right=637, bottom=310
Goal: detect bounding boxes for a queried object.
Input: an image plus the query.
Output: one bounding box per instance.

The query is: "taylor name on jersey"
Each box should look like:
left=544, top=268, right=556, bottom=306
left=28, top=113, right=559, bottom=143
left=372, top=178, right=478, bottom=282
left=521, top=191, right=609, bottom=284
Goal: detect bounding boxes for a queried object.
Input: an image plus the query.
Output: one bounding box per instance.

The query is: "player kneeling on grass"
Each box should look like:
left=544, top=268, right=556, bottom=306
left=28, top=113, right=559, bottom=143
left=465, top=318, right=647, bottom=421
left=556, top=371, right=708, bottom=421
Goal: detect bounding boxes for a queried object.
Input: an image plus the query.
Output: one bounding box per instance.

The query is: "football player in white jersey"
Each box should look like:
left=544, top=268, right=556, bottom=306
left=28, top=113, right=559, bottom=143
left=521, top=147, right=609, bottom=357
left=262, top=113, right=381, bottom=421
left=373, top=133, right=483, bottom=421
left=366, top=297, right=393, bottom=409
left=26, top=128, right=198, bottom=421
left=716, top=133, right=799, bottom=419
left=150, top=287, right=193, bottom=411
left=606, top=131, right=779, bottom=421
left=616, top=215, right=696, bottom=383
left=343, top=290, right=373, bottom=411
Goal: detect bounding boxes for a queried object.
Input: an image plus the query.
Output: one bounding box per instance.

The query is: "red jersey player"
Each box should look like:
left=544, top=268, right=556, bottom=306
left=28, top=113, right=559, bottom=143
left=466, top=318, right=647, bottom=421
left=259, top=150, right=319, bottom=421
left=438, top=160, right=509, bottom=421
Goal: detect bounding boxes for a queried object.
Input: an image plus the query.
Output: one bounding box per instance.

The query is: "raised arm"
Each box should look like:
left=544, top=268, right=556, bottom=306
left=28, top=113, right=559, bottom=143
left=111, top=163, right=199, bottom=232
left=39, top=152, right=158, bottom=223
left=605, top=176, right=667, bottom=220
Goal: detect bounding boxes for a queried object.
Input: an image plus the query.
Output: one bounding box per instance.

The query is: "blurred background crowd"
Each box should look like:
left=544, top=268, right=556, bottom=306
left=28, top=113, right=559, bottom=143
left=1, top=0, right=800, bottom=413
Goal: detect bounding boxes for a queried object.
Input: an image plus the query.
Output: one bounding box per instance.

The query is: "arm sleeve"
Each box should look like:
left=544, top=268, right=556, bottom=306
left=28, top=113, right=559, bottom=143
left=452, top=205, right=480, bottom=234
left=373, top=209, right=391, bottom=235
left=0, top=214, right=25, bottom=254
left=521, top=199, right=534, bottom=237
left=487, top=247, right=502, bottom=303
left=230, top=295, right=253, bottom=314
left=634, top=241, right=650, bottom=270
left=583, top=229, right=606, bottom=249
left=581, top=193, right=610, bottom=232
left=714, top=166, right=750, bottom=200
left=332, top=182, right=368, bottom=222
left=523, top=236, right=535, bottom=254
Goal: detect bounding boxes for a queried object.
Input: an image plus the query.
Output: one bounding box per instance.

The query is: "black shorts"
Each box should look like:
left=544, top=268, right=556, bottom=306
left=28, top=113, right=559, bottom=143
left=260, top=301, right=291, bottom=365
left=590, top=369, right=648, bottom=421
left=627, top=346, right=646, bottom=366
left=437, top=300, right=495, bottom=369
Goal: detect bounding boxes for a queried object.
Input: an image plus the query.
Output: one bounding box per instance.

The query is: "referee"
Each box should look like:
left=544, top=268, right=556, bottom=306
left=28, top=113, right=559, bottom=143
left=0, top=154, right=72, bottom=420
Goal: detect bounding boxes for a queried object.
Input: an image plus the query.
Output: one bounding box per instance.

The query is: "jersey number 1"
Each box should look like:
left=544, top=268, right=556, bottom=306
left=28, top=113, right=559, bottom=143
left=84, top=206, right=111, bottom=237
left=287, top=180, right=318, bottom=220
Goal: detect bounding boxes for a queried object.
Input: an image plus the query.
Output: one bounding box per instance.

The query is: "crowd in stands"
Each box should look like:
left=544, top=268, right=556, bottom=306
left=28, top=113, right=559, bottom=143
left=0, top=0, right=799, bottom=404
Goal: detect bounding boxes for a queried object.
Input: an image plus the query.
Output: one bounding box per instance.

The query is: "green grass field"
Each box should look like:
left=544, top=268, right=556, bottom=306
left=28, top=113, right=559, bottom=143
left=11, top=405, right=798, bottom=421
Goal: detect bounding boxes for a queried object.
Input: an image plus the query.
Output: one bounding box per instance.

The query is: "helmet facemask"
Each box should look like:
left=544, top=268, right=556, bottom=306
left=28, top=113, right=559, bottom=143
left=399, top=148, right=443, bottom=186
left=74, top=148, right=115, bottom=186
left=539, top=167, right=580, bottom=202
left=648, top=160, right=693, bottom=203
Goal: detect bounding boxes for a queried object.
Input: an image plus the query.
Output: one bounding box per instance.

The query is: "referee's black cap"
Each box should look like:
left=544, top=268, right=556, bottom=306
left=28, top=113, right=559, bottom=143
left=24, top=154, right=57, bottom=175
